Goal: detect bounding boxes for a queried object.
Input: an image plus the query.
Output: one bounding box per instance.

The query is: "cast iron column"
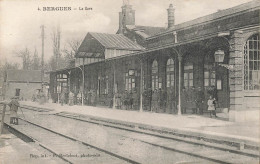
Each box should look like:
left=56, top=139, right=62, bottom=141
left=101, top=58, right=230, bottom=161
left=113, top=61, right=116, bottom=109
left=139, top=58, right=143, bottom=112
left=82, top=58, right=85, bottom=106
left=178, top=54, right=183, bottom=115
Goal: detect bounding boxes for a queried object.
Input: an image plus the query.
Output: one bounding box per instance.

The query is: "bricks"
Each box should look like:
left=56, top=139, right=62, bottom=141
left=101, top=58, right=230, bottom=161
left=229, top=78, right=243, bottom=85
left=229, top=58, right=243, bottom=65
left=229, top=70, right=243, bottom=78
left=229, top=91, right=244, bottom=98
left=229, top=51, right=243, bottom=58
left=230, top=97, right=243, bottom=105
left=229, top=84, right=243, bottom=91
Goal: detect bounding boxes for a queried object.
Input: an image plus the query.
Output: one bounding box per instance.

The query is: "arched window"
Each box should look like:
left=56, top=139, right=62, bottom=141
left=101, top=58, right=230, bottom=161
left=166, top=58, right=175, bottom=88
left=152, top=60, right=159, bottom=90
left=244, top=34, right=260, bottom=90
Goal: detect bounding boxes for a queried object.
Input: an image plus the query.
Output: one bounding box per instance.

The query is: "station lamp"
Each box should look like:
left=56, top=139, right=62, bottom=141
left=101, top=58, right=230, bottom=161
left=214, top=49, right=234, bottom=70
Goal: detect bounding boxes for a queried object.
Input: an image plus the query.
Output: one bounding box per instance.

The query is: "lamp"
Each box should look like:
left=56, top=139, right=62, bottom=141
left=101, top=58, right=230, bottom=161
left=214, top=49, right=234, bottom=70
left=214, top=49, right=225, bottom=63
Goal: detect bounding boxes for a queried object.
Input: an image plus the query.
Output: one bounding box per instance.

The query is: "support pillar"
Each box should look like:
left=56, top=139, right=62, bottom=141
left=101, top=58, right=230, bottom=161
left=113, top=61, right=116, bottom=109
left=139, top=58, right=143, bottom=112
left=229, top=31, right=244, bottom=121
left=177, top=53, right=183, bottom=115
left=82, top=58, right=85, bottom=106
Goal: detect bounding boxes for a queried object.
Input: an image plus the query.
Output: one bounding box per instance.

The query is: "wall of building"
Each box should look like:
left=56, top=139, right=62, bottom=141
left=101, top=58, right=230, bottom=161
left=5, top=82, right=41, bottom=100
left=229, top=28, right=260, bottom=122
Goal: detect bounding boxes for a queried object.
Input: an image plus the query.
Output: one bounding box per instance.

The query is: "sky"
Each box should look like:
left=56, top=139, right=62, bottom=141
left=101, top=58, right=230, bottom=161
left=0, top=0, right=253, bottom=66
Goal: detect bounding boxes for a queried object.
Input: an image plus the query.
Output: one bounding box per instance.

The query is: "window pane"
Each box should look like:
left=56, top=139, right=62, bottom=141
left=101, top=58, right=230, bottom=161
left=184, top=80, right=188, bottom=87
left=211, top=79, right=215, bottom=86
left=171, top=80, right=174, bottom=86
left=184, top=73, right=188, bottom=79
left=249, top=41, right=253, bottom=49
left=254, top=51, right=258, bottom=60
left=249, top=51, right=253, bottom=60
left=189, top=73, right=193, bottom=79
left=211, top=72, right=216, bottom=78
left=204, top=79, right=209, bottom=86
left=189, top=80, right=193, bottom=87
left=167, top=81, right=170, bottom=87
left=204, top=71, right=209, bottom=78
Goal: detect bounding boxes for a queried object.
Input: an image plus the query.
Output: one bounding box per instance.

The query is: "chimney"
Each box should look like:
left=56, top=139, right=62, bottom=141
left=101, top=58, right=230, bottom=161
left=119, top=12, right=123, bottom=34
left=118, top=1, right=135, bottom=34
left=167, top=4, right=175, bottom=29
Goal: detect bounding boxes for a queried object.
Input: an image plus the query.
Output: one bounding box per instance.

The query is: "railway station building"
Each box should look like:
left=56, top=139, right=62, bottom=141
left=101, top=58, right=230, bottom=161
left=49, top=0, right=260, bottom=122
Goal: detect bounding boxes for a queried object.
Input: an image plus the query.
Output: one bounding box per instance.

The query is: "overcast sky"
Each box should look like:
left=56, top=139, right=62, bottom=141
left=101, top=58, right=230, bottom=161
left=0, top=0, right=252, bottom=66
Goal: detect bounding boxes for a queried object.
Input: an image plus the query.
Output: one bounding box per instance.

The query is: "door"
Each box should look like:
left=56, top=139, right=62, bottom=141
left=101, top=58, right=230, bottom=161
left=15, top=88, right=20, bottom=97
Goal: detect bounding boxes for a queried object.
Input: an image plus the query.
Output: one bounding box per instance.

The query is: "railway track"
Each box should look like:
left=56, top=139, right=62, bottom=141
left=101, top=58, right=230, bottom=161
left=5, top=119, right=138, bottom=164
left=54, top=112, right=259, bottom=163
left=18, top=106, right=260, bottom=164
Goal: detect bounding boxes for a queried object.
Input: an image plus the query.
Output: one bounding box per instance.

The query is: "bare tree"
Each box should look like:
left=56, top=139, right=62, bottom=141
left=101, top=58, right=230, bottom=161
left=51, top=25, right=61, bottom=70
left=15, top=47, right=31, bottom=70
left=32, top=48, right=40, bottom=70
left=62, top=38, right=82, bottom=67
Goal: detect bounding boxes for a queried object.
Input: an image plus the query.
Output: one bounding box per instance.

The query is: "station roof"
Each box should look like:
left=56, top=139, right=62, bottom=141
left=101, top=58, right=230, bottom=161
left=126, top=25, right=166, bottom=38
left=89, top=32, right=144, bottom=50
left=148, top=0, right=260, bottom=39
left=76, top=32, right=144, bottom=58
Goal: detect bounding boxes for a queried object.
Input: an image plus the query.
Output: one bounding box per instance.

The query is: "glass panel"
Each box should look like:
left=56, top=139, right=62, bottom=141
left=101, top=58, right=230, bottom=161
left=204, top=71, right=209, bottom=78
left=189, top=80, right=193, bottom=87
left=204, top=79, right=209, bottom=86
left=167, top=81, right=170, bottom=87
left=249, top=51, right=253, bottom=60
left=211, top=79, right=215, bottom=86
left=249, top=40, right=253, bottom=49
left=211, top=71, right=216, bottom=78
left=171, top=80, right=174, bottom=86
left=189, top=73, right=193, bottom=79
left=184, top=73, right=188, bottom=80
left=254, top=61, right=258, bottom=70
left=171, top=74, right=174, bottom=81
left=249, top=61, right=253, bottom=70
left=184, top=80, right=188, bottom=87
left=254, top=51, right=258, bottom=60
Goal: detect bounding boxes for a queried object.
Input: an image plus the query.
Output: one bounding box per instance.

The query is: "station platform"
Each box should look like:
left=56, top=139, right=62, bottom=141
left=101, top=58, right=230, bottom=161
left=19, top=101, right=259, bottom=147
